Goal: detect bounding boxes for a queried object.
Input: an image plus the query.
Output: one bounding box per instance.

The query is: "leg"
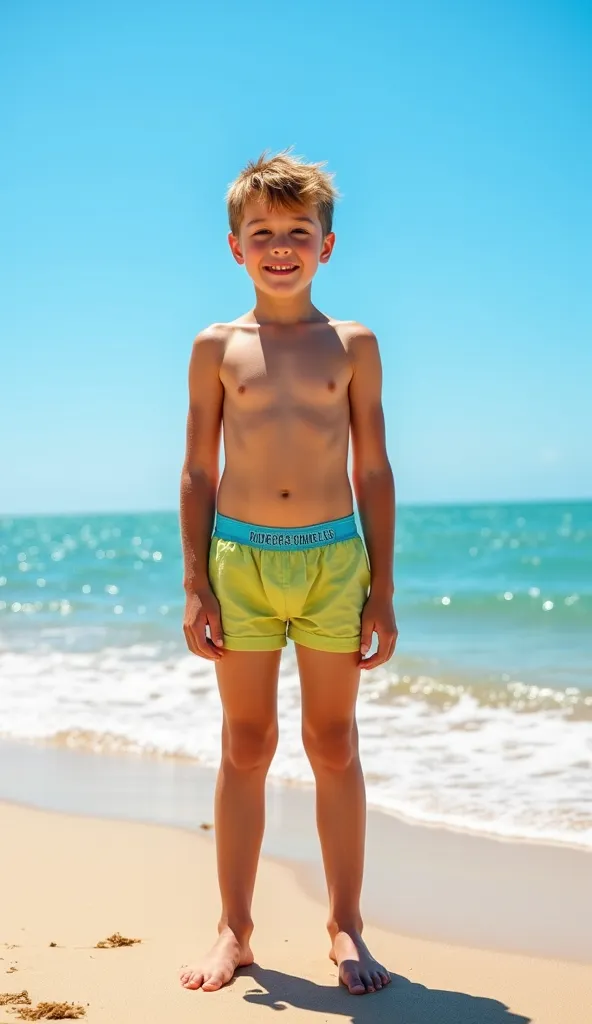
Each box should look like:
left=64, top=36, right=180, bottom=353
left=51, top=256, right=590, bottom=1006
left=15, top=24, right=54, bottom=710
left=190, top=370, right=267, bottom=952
left=297, top=644, right=391, bottom=996
left=180, top=648, right=281, bottom=992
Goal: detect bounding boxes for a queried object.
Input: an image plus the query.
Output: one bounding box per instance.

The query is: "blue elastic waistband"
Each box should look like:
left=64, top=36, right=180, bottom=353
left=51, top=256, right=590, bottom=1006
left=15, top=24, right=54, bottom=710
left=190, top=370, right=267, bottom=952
left=213, top=513, right=358, bottom=550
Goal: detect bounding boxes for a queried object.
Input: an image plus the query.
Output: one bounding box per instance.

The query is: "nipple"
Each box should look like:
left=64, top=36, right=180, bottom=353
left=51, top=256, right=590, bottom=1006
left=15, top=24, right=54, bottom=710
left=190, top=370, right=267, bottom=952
left=328, top=380, right=336, bottom=391
left=238, top=384, right=246, bottom=394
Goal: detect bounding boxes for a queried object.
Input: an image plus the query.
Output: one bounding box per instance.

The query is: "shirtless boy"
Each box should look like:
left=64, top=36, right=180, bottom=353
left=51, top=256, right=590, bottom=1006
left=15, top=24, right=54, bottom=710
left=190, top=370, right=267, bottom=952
left=179, top=151, right=398, bottom=996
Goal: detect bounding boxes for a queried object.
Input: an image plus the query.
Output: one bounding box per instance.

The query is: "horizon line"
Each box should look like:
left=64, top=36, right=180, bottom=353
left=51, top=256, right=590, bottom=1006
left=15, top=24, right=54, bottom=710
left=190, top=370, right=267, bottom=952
left=2, top=494, right=591, bottom=520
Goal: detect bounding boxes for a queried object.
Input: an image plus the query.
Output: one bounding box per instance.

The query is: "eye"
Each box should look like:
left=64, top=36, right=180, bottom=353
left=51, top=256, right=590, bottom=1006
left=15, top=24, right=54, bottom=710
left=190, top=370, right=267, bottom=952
left=292, top=228, right=308, bottom=234
left=253, top=229, right=271, bottom=236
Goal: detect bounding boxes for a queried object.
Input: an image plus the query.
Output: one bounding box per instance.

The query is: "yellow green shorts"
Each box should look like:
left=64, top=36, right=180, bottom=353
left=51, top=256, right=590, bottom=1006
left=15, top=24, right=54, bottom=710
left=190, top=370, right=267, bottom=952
left=208, top=513, right=371, bottom=653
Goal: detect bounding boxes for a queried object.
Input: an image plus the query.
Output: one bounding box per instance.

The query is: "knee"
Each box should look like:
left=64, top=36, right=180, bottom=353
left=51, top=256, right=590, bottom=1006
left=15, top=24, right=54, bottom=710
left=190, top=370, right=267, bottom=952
left=302, top=722, right=357, bottom=772
left=224, top=721, right=278, bottom=772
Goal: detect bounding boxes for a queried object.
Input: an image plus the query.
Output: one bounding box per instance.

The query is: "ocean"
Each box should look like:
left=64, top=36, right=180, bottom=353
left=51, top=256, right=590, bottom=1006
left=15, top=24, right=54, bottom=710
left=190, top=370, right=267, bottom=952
left=1, top=500, right=591, bottom=849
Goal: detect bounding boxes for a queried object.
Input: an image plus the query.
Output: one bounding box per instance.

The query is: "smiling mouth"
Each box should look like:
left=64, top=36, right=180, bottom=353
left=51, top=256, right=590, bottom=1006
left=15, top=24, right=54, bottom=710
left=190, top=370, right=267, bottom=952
left=263, top=264, right=299, bottom=275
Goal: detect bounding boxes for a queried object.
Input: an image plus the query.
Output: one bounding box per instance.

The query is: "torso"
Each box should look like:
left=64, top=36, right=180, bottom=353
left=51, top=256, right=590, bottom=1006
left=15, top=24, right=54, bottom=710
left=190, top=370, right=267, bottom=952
left=215, top=316, right=358, bottom=527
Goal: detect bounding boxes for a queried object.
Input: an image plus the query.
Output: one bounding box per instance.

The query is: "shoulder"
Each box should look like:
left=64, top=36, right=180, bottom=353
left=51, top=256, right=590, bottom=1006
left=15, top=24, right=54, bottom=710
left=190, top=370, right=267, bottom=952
left=189, top=322, right=233, bottom=368
left=186, top=325, right=233, bottom=395
left=330, top=319, right=380, bottom=365
left=192, top=321, right=233, bottom=349
left=191, top=314, right=258, bottom=351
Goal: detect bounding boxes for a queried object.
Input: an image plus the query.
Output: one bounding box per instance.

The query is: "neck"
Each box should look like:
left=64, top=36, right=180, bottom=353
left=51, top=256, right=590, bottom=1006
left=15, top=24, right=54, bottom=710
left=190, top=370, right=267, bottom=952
left=252, top=285, right=319, bottom=325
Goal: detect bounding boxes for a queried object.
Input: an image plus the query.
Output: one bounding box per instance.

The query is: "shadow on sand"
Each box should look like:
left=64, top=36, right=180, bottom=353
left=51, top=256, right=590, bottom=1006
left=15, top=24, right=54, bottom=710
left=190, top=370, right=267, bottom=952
left=236, top=962, right=531, bottom=1023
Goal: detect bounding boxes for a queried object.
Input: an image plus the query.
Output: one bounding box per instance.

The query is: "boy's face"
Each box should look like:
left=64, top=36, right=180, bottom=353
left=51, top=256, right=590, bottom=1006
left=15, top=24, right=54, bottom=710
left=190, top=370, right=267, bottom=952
left=228, top=200, right=335, bottom=296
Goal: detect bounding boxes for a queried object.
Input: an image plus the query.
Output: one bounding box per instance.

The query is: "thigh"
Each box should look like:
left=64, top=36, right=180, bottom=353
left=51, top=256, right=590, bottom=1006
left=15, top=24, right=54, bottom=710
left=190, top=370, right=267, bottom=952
left=296, top=644, right=361, bottom=734
left=215, top=649, right=281, bottom=731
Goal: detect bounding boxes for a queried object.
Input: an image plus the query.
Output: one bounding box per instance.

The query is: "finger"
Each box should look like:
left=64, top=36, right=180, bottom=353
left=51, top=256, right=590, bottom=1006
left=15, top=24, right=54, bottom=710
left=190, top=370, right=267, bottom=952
left=193, top=622, right=220, bottom=661
left=362, top=652, right=389, bottom=670
left=359, top=618, right=374, bottom=658
left=361, top=633, right=394, bottom=670
left=206, top=611, right=224, bottom=649
left=390, top=627, right=399, bottom=657
left=381, top=635, right=396, bottom=665
left=183, top=624, right=198, bottom=656
left=204, top=637, right=223, bottom=659
left=360, top=630, right=384, bottom=670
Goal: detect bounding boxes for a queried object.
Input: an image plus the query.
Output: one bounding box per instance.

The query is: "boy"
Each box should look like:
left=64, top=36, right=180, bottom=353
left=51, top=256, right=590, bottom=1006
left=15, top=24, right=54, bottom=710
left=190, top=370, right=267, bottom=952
left=179, top=151, right=398, bottom=996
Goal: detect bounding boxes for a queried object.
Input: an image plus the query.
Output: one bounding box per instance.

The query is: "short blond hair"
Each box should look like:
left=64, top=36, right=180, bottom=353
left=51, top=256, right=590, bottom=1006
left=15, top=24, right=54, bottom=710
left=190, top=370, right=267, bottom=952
left=226, top=150, right=338, bottom=237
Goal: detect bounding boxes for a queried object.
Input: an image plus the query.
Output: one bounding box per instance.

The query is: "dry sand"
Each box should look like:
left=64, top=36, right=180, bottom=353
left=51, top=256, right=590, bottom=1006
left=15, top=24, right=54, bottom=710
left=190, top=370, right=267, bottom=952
left=0, top=799, right=590, bottom=1023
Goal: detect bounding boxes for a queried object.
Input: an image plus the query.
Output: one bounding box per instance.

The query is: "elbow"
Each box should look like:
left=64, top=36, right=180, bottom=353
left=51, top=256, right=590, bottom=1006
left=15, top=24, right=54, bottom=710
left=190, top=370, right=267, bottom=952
left=181, top=464, right=218, bottom=493
left=353, top=462, right=394, bottom=496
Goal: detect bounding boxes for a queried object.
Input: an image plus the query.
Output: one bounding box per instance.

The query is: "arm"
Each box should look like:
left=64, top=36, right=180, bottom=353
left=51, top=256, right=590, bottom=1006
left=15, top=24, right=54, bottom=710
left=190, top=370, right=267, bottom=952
left=180, top=327, right=225, bottom=659
left=348, top=327, right=398, bottom=669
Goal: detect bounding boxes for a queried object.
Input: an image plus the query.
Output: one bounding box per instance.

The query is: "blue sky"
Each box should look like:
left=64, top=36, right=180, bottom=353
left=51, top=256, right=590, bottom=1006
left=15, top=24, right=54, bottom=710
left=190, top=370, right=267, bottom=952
left=2, top=0, right=590, bottom=514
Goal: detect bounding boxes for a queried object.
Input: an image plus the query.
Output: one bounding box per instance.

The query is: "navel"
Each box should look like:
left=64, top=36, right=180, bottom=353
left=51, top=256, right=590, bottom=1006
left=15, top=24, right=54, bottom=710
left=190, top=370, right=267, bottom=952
left=280, top=490, right=290, bottom=499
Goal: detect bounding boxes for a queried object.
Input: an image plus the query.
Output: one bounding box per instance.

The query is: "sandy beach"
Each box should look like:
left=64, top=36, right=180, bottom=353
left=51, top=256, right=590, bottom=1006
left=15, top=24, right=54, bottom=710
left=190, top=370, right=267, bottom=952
left=0, top=743, right=590, bottom=1023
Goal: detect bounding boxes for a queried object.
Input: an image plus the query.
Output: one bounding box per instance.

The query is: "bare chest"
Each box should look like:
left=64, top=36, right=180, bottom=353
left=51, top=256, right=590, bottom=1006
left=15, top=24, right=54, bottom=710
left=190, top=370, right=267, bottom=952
left=220, top=333, right=352, bottom=410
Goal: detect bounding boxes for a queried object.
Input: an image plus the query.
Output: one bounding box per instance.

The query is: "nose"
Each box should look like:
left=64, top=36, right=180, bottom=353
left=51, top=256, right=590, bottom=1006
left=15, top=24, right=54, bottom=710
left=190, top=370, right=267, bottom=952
left=271, top=238, right=292, bottom=256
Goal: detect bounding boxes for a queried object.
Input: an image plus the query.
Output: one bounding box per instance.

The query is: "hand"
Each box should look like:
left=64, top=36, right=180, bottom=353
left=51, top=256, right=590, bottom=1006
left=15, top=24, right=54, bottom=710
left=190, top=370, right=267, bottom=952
left=359, top=592, right=398, bottom=670
left=183, top=587, right=224, bottom=661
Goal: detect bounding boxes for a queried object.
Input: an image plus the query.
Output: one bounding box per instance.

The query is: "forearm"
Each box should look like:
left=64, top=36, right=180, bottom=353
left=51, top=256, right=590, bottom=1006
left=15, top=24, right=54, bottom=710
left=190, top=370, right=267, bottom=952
left=354, top=467, right=396, bottom=595
left=180, top=468, right=218, bottom=592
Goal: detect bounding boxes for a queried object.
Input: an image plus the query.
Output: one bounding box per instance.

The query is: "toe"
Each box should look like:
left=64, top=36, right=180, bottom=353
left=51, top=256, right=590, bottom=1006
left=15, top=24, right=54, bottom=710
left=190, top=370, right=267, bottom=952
left=344, top=968, right=366, bottom=995
left=181, top=970, right=204, bottom=990
left=370, top=970, right=383, bottom=990
left=360, top=970, right=375, bottom=992
left=202, top=970, right=225, bottom=992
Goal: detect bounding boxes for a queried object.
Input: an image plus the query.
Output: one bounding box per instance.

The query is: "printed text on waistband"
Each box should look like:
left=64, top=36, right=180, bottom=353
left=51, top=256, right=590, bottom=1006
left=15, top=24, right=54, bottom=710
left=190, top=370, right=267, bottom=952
left=248, top=527, right=336, bottom=546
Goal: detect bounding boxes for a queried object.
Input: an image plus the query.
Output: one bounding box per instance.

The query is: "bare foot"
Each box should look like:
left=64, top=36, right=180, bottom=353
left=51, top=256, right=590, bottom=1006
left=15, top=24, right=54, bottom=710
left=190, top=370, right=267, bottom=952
left=179, top=927, right=254, bottom=992
left=329, top=929, right=391, bottom=995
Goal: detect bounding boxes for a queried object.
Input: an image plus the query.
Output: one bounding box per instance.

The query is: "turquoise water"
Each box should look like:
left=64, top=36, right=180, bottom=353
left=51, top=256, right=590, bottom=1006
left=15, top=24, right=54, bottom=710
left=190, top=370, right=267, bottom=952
left=1, top=500, right=591, bottom=847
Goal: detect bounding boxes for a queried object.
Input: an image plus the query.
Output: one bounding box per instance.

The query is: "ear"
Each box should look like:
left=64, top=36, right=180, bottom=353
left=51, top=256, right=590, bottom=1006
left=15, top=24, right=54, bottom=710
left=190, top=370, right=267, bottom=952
left=319, top=231, right=335, bottom=264
left=228, top=231, right=245, bottom=265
